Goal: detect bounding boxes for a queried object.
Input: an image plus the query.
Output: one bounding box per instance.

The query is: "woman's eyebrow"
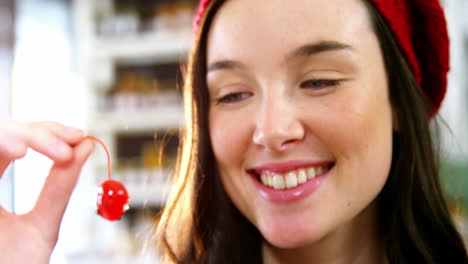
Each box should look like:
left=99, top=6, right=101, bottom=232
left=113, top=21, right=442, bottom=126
left=207, top=41, right=353, bottom=74
left=207, top=60, right=246, bottom=73
left=284, top=40, right=354, bottom=62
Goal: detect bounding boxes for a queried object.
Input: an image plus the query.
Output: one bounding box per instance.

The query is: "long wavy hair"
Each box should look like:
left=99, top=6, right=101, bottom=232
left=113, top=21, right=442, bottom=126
left=155, top=1, right=468, bottom=263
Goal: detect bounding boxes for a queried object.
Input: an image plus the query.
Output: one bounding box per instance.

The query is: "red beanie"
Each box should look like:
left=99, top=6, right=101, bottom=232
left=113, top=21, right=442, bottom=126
left=193, top=0, right=450, bottom=116
left=368, top=0, right=449, bottom=117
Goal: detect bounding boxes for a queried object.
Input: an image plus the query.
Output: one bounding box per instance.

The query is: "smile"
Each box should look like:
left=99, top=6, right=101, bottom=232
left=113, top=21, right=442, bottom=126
left=258, top=165, right=332, bottom=190
left=247, top=161, right=335, bottom=203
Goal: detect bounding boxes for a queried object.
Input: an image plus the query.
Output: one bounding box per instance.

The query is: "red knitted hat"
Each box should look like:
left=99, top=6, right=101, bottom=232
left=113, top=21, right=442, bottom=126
left=193, top=0, right=450, bottom=116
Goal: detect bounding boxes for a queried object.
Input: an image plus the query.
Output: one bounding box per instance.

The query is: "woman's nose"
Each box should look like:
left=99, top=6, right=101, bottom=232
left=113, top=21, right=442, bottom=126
left=252, top=100, right=305, bottom=152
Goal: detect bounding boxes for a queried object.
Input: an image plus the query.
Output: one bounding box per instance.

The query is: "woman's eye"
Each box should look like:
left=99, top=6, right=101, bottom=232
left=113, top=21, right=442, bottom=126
left=217, top=92, right=251, bottom=104
left=300, top=79, right=341, bottom=89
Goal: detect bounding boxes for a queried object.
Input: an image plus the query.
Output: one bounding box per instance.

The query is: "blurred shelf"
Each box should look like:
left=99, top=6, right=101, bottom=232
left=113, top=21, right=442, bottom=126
left=90, top=105, right=184, bottom=133
left=93, top=30, right=192, bottom=65
left=113, top=169, right=172, bottom=207
left=126, top=180, right=172, bottom=207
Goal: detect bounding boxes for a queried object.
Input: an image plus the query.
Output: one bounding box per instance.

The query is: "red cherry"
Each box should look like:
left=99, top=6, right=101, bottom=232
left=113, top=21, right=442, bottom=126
left=96, top=179, right=129, bottom=221
left=85, top=136, right=130, bottom=221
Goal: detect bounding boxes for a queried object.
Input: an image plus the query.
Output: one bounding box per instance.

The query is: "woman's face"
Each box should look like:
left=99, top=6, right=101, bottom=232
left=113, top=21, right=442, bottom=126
left=207, top=0, right=394, bottom=248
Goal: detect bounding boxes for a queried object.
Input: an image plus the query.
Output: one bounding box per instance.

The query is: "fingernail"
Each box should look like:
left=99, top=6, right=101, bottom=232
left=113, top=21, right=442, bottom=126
left=63, top=126, right=85, bottom=137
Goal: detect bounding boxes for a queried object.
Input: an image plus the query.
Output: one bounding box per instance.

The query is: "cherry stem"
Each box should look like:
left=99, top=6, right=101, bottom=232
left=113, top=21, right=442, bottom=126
left=85, top=136, right=112, bottom=181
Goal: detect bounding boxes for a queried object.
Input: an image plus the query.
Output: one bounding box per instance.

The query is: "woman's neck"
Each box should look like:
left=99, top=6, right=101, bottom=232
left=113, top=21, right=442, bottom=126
left=261, top=201, right=387, bottom=264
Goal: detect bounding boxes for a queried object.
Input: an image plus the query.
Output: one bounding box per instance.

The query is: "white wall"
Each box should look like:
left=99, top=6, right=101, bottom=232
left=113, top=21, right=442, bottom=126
left=441, top=0, right=468, bottom=162
left=11, top=0, right=95, bottom=263
left=0, top=3, right=14, bottom=211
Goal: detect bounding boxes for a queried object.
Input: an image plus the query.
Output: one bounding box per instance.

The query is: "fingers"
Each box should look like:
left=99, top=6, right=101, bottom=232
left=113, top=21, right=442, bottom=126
left=0, top=121, right=85, bottom=167
left=33, top=121, right=85, bottom=145
left=0, top=205, right=8, bottom=216
left=30, top=139, right=94, bottom=240
left=0, top=122, right=28, bottom=159
left=0, top=137, right=27, bottom=177
left=23, top=122, right=85, bottom=164
left=0, top=121, right=28, bottom=177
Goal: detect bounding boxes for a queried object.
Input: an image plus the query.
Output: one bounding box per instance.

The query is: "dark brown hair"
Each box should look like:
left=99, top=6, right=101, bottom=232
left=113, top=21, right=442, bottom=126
left=365, top=1, right=468, bottom=263
left=155, top=1, right=468, bottom=263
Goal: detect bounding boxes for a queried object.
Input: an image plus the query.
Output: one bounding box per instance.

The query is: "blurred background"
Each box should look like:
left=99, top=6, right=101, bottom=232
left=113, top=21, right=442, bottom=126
left=0, top=0, right=466, bottom=263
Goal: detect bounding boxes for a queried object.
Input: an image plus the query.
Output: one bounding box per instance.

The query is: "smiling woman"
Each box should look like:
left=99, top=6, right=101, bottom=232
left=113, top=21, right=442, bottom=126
left=155, top=0, right=468, bottom=263
left=207, top=1, right=393, bottom=256
left=3, top=0, right=466, bottom=262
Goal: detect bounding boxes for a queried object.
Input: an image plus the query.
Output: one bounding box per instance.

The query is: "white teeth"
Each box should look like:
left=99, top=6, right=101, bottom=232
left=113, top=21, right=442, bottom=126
left=267, top=174, right=273, bottom=187
left=285, top=171, right=298, bottom=188
left=261, top=174, right=268, bottom=185
left=297, top=169, right=307, bottom=184
left=316, top=166, right=323, bottom=175
left=307, top=168, right=316, bottom=179
left=272, top=174, right=285, bottom=190
left=258, top=165, right=331, bottom=189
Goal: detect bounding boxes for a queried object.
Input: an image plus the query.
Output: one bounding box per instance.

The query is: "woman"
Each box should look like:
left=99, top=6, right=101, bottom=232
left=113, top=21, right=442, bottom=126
left=156, top=0, right=468, bottom=263
left=0, top=0, right=466, bottom=263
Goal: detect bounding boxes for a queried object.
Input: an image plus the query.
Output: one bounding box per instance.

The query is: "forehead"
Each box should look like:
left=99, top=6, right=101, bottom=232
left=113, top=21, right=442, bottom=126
left=207, top=0, right=374, bottom=63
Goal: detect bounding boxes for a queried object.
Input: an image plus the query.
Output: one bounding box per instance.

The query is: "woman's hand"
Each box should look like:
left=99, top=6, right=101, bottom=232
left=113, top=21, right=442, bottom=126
left=0, top=121, right=94, bottom=263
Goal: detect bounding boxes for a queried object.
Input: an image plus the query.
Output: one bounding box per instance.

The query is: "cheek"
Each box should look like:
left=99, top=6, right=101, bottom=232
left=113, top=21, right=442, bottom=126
left=209, top=111, right=252, bottom=168
left=314, top=86, right=394, bottom=198
left=325, top=80, right=393, bottom=158
left=209, top=110, right=256, bottom=219
left=342, top=92, right=393, bottom=186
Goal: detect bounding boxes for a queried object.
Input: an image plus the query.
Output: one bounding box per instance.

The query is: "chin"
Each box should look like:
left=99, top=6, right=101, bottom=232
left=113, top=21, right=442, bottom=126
left=262, top=229, right=326, bottom=249
left=258, top=217, right=328, bottom=249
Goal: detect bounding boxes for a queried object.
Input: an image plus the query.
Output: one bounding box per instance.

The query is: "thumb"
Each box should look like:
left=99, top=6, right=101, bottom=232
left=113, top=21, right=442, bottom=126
left=30, top=139, right=94, bottom=241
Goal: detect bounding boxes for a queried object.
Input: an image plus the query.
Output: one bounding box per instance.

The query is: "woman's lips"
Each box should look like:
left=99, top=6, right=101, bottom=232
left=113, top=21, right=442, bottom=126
left=247, top=161, right=334, bottom=203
